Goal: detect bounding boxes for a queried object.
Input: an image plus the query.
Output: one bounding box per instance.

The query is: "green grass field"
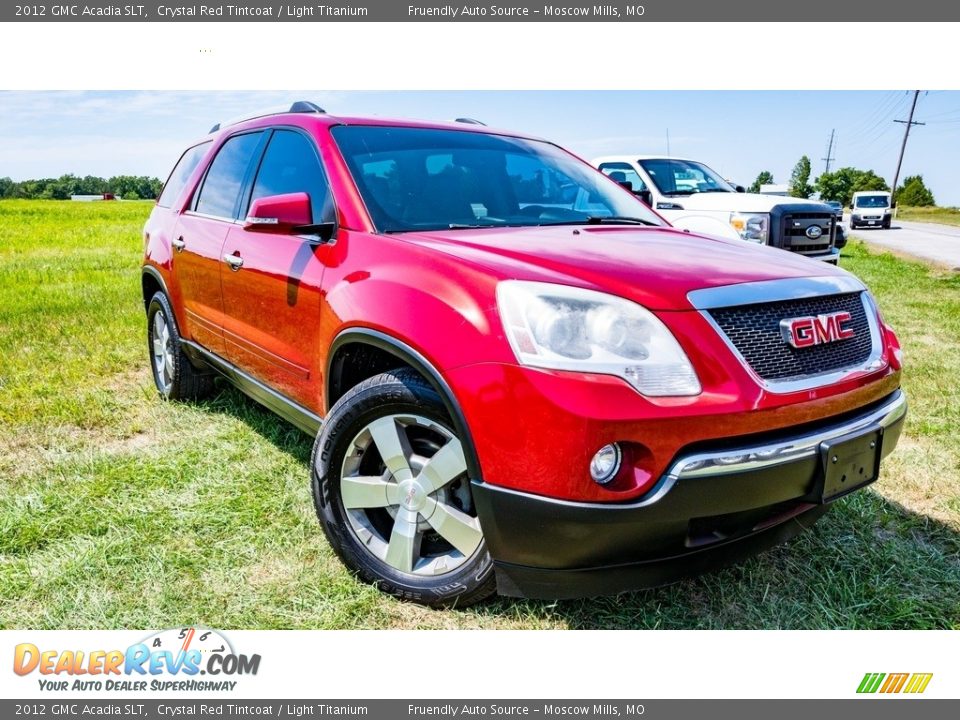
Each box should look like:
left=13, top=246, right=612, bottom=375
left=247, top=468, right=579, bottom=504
left=896, top=206, right=960, bottom=227
left=1, top=199, right=958, bottom=630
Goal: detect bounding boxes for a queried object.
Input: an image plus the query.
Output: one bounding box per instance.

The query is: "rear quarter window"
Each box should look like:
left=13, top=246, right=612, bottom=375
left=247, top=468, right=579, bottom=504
left=156, top=142, right=211, bottom=208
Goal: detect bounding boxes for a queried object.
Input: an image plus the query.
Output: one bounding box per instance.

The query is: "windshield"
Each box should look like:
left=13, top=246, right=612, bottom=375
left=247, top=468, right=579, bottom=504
left=855, top=195, right=890, bottom=208
left=331, top=126, right=664, bottom=233
left=637, top=158, right=735, bottom=196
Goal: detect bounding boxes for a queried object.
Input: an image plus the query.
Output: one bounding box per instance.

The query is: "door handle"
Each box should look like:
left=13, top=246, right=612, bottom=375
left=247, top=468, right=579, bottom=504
left=172, top=237, right=186, bottom=252
left=223, top=253, right=244, bottom=271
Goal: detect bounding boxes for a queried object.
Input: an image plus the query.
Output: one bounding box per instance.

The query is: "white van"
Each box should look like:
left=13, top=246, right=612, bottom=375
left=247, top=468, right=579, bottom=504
left=593, top=155, right=842, bottom=263
left=850, top=191, right=892, bottom=230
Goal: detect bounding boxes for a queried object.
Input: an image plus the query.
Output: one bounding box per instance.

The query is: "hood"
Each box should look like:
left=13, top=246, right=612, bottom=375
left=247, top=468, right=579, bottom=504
left=396, top=225, right=850, bottom=310
left=670, top=191, right=828, bottom=213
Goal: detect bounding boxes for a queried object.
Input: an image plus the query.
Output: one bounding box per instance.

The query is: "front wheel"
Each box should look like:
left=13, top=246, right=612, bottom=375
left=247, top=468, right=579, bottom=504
left=311, top=369, right=496, bottom=607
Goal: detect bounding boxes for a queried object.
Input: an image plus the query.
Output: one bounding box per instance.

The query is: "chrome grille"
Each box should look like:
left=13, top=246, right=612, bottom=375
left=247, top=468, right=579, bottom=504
left=708, top=293, right=874, bottom=381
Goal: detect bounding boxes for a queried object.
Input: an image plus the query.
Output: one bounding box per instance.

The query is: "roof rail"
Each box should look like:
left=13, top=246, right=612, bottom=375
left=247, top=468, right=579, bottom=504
left=209, top=101, right=327, bottom=134
left=454, top=117, right=486, bottom=126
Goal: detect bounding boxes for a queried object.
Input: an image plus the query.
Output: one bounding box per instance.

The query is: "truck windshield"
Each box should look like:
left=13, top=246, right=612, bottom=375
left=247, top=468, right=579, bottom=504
left=331, top=126, right=664, bottom=233
left=636, top=158, right=735, bottom=196
left=855, top=195, right=890, bottom=208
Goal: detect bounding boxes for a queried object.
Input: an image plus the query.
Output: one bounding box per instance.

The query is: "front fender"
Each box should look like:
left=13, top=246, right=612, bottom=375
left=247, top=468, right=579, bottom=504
left=321, top=271, right=511, bottom=373
left=669, top=213, right=742, bottom=242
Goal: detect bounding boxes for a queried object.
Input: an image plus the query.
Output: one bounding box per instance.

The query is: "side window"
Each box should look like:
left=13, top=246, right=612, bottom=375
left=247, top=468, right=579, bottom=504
left=599, top=162, right=646, bottom=192
left=248, top=130, right=334, bottom=223
left=157, top=142, right=210, bottom=208
left=194, top=132, right=264, bottom=219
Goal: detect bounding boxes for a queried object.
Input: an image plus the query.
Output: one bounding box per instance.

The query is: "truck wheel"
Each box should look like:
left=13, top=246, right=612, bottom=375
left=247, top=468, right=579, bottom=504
left=882, top=218, right=891, bottom=229
left=147, top=291, right=215, bottom=401
left=311, top=369, right=496, bottom=608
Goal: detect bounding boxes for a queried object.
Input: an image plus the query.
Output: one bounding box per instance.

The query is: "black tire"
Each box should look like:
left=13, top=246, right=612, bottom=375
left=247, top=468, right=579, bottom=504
left=146, top=291, right=215, bottom=401
left=882, top=218, right=891, bottom=229
left=311, top=368, right=496, bottom=608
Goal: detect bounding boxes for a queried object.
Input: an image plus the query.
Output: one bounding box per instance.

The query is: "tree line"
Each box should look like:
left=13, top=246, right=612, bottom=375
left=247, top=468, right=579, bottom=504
left=748, top=157, right=936, bottom=208
left=0, top=174, right=163, bottom=201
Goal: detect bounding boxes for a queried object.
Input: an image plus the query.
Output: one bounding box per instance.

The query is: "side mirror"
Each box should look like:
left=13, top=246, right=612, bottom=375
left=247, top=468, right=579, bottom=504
left=735, top=185, right=746, bottom=193
left=637, top=189, right=653, bottom=207
left=244, top=192, right=313, bottom=233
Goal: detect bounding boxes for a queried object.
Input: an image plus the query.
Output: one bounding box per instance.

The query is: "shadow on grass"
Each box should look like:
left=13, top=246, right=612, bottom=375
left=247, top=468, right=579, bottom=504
left=202, top=383, right=960, bottom=630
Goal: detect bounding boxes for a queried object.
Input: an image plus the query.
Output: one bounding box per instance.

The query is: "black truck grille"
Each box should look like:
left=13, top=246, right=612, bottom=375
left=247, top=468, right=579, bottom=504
left=708, top=293, right=875, bottom=381
left=779, top=212, right=834, bottom=254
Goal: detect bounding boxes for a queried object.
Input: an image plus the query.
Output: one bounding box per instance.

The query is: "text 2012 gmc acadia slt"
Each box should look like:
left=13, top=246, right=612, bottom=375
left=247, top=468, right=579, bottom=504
left=142, top=103, right=907, bottom=607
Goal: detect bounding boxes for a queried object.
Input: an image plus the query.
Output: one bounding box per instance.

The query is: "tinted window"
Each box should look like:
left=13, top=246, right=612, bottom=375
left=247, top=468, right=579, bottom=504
left=248, top=130, right=333, bottom=223
left=157, top=142, right=210, bottom=208
left=598, top=162, right=647, bottom=192
left=854, top=195, right=890, bottom=208
left=636, top=158, right=734, bottom=196
left=332, top=126, right=663, bottom=233
left=195, top=132, right=263, bottom=219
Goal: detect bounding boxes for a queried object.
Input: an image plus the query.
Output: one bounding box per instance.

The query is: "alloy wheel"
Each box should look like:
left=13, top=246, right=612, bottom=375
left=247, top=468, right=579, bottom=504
left=339, top=413, right=483, bottom=576
left=152, top=312, right=175, bottom=393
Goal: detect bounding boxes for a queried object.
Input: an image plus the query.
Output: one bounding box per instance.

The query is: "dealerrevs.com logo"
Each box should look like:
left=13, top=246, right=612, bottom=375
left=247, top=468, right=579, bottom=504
left=13, top=627, right=261, bottom=692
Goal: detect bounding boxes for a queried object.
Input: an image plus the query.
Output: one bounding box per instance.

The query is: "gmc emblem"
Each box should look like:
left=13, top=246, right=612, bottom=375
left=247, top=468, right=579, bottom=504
left=779, top=311, right=855, bottom=348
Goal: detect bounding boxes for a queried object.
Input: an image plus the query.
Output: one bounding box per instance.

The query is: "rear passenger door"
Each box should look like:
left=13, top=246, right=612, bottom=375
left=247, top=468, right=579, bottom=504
left=173, top=130, right=266, bottom=354
left=220, top=128, right=336, bottom=412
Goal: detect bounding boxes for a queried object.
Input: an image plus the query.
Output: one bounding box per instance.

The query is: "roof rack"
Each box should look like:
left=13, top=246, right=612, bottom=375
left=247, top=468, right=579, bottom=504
left=454, top=117, right=486, bottom=126
left=209, top=101, right=326, bottom=134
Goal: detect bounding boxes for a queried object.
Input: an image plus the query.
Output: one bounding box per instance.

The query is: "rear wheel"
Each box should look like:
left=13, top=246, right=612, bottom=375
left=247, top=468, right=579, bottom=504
left=311, top=369, right=496, bottom=607
left=147, top=292, right=215, bottom=401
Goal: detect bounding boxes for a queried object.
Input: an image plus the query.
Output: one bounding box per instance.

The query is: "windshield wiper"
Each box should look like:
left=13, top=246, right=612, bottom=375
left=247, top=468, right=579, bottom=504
left=585, top=215, right=659, bottom=226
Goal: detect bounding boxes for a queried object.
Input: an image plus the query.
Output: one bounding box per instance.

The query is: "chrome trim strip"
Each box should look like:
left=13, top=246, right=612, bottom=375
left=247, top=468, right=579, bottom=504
left=687, top=275, right=865, bottom=310
left=689, top=276, right=885, bottom=394
left=667, top=390, right=906, bottom=481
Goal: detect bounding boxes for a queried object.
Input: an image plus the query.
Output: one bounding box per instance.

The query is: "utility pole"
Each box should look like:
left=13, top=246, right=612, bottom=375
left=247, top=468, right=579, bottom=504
left=822, top=129, right=836, bottom=174
left=891, top=91, right=925, bottom=207
left=666, top=128, right=671, bottom=157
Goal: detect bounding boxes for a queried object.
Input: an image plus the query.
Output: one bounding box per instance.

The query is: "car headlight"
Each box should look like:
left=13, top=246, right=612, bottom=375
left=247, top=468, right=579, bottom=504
left=496, top=281, right=701, bottom=397
left=729, top=212, right=769, bottom=243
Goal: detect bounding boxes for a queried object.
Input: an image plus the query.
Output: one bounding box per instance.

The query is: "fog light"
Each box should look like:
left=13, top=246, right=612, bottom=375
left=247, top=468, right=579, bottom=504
left=590, top=443, right=622, bottom=485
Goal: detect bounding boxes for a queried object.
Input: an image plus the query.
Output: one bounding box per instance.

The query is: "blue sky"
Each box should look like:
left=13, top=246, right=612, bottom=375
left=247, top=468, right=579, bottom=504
left=2, top=90, right=959, bottom=205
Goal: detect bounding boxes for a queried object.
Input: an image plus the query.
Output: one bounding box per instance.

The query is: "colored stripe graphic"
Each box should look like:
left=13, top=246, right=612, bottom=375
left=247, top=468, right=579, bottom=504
left=857, top=673, right=885, bottom=693
left=904, top=673, right=933, bottom=694
left=857, top=672, right=932, bottom=694
left=880, top=673, right=909, bottom=693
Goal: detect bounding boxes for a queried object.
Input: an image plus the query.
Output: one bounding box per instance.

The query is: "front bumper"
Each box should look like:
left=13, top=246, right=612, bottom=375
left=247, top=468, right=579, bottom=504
left=473, top=389, right=906, bottom=599
left=807, top=247, right=841, bottom=264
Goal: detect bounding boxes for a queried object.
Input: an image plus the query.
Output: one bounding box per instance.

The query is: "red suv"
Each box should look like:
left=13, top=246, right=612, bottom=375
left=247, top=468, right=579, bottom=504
left=142, top=103, right=906, bottom=607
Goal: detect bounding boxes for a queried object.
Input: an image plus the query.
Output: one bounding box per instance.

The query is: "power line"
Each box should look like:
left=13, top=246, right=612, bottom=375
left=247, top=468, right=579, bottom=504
left=842, top=93, right=909, bottom=155
left=891, top=90, right=926, bottom=205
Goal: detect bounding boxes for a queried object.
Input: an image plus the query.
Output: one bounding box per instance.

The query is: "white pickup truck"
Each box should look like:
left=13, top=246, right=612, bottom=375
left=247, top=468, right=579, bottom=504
left=592, top=155, right=843, bottom=263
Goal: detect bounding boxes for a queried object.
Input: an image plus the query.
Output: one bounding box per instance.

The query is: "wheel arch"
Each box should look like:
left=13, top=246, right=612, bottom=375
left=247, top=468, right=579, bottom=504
left=141, top=265, right=169, bottom=310
left=326, top=327, right=483, bottom=482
